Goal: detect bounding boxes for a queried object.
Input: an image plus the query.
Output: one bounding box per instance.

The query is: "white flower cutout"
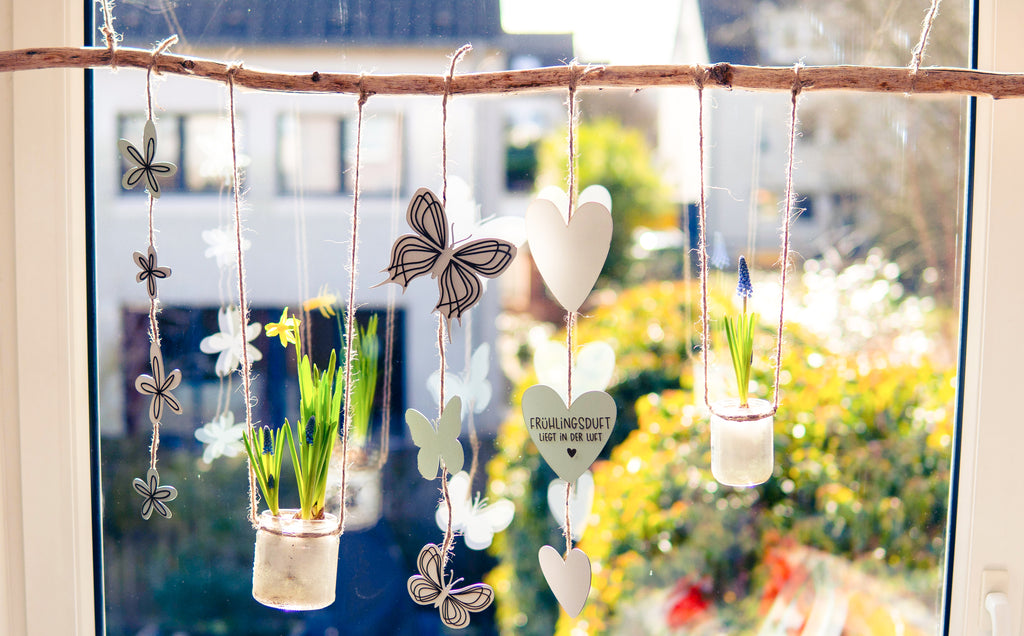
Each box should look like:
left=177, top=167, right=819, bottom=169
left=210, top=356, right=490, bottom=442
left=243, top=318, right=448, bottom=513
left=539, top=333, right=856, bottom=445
left=132, top=245, right=171, bottom=299
left=118, top=119, right=177, bottom=198
left=199, top=306, right=263, bottom=377
left=134, top=343, right=183, bottom=426
left=202, top=227, right=251, bottom=269
left=194, top=411, right=246, bottom=464
left=132, top=467, right=178, bottom=520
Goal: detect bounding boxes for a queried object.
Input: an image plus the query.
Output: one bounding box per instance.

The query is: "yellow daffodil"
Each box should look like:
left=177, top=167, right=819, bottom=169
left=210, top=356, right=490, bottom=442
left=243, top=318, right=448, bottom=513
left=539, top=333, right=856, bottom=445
left=303, top=285, right=338, bottom=318
left=265, top=307, right=300, bottom=347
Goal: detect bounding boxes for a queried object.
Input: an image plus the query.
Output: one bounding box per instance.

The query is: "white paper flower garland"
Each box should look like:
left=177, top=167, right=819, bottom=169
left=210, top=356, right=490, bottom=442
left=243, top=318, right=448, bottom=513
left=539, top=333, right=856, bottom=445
left=119, top=36, right=183, bottom=520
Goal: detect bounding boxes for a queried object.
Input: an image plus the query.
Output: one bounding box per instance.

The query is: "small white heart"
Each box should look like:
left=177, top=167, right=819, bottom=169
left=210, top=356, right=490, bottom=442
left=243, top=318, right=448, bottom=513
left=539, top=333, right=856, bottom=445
left=522, top=385, right=617, bottom=483
left=526, top=190, right=613, bottom=313
left=538, top=545, right=592, bottom=617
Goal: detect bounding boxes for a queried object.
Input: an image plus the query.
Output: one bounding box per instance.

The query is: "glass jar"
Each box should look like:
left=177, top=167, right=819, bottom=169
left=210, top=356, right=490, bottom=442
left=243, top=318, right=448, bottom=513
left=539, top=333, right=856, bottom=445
left=252, top=509, right=340, bottom=610
left=710, top=398, right=774, bottom=487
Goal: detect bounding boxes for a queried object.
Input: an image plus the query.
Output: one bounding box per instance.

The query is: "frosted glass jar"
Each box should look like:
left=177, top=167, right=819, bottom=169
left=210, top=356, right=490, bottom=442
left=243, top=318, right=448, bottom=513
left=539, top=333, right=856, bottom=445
left=710, top=398, right=774, bottom=487
left=252, top=509, right=340, bottom=610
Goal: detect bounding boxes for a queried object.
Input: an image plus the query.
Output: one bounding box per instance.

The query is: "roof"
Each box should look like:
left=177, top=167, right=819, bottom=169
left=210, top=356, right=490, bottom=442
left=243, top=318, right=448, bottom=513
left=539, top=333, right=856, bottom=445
left=106, top=0, right=505, bottom=48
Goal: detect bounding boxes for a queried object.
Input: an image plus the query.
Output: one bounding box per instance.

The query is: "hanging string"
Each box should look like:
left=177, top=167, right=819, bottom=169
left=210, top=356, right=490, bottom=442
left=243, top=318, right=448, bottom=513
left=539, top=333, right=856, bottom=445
left=378, top=125, right=405, bottom=470
left=226, top=65, right=259, bottom=527
left=564, top=481, right=574, bottom=552
left=564, top=63, right=582, bottom=411
left=98, top=0, right=119, bottom=69
left=337, top=87, right=371, bottom=533
left=438, top=43, right=471, bottom=571
left=696, top=65, right=799, bottom=422
left=910, top=0, right=942, bottom=75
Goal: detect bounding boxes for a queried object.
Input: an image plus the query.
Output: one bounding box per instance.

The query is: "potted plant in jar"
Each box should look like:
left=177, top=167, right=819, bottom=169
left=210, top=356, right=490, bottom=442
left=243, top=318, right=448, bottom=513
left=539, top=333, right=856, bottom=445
left=711, top=256, right=775, bottom=487
left=242, top=307, right=344, bottom=611
left=330, top=314, right=383, bottom=531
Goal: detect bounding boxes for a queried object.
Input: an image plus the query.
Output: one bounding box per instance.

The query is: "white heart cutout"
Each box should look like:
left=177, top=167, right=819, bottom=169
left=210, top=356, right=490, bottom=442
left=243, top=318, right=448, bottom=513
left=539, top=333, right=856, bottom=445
left=538, top=545, right=592, bottom=618
left=526, top=189, right=613, bottom=313
left=522, top=384, right=617, bottom=483
left=547, top=471, right=595, bottom=541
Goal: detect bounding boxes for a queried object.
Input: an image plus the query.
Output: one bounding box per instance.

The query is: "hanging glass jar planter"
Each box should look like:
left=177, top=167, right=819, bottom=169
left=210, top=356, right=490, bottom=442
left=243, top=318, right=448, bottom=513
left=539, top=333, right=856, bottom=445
left=252, top=510, right=340, bottom=610
left=709, top=398, right=774, bottom=487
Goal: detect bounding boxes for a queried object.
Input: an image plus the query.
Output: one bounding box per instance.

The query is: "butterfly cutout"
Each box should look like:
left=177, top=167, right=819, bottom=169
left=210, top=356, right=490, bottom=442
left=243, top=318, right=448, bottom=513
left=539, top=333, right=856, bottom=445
left=435, top=471, right=515, bottom=550
left=134, top=343, right=183, bottom=425
left=132, top=245, right=171, bottom=299
left=406, top=396, right=464, bottom=480
left=118, top=119, right=177, bottom=198
left=547, top=471, right=595, bottom=541
left=381, top=188, right=517, bottom=333
left=427, top=343, right=492, bottom=418
left=407, top=543, right=493, bottom=629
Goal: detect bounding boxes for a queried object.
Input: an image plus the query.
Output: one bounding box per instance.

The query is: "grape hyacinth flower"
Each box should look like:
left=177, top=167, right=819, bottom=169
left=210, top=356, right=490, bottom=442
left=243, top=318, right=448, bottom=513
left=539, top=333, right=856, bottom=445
left=724, top=256, right=758, bottom=408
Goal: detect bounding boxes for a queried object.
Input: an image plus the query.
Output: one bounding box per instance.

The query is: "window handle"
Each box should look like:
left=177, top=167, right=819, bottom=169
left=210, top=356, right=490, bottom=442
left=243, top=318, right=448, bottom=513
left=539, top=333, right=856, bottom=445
left=984, top=592, right=1010, bottom=636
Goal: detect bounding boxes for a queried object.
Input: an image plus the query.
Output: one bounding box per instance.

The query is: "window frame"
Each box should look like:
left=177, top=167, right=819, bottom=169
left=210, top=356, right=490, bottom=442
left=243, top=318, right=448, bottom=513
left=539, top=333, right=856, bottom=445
left=1, top=0, right=1021, bottom=634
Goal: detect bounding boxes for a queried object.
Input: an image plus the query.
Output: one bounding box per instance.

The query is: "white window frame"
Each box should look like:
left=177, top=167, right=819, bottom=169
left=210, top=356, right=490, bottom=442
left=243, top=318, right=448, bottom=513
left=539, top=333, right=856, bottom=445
left=1, top=0, right=1021, bottom=634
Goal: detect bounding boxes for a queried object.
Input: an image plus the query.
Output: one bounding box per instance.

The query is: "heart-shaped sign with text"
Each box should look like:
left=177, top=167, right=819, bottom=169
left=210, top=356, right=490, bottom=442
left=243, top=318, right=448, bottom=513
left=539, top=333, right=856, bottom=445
left=522, top=384, right=617, bottom=483
left=526, top=186, right=613, bottom=313
left=538, top=545, right=592, bottom=617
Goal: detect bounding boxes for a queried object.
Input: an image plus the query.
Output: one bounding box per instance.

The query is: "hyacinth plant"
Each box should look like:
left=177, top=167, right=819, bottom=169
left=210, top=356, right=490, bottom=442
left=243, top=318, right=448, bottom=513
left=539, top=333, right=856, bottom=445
left=349, top=314, right=380, bottom=450
left=243, top=307, right=344, bottom=521
left=243, top=423, right=291, bottom=516
left=723, top=256, right=757, bottom=408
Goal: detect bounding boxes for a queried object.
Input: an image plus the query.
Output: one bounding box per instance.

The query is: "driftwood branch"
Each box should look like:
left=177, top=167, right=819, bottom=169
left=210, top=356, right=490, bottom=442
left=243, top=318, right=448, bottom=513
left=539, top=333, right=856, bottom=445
left=2, top=45, right=1023, bottom=99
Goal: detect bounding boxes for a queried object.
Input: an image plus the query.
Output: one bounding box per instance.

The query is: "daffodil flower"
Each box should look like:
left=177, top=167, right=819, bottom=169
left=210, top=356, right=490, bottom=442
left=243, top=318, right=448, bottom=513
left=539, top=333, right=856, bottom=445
left=199, top=306, right=263, bottom=377
left=132, top=245, right=171, bottom=299
left=302, top=285, right=338, bottom=318
left=132, top=467, right=178, bottom=520
left=118, top=119, right=177, bottom=198
left=134, top=343, right=183, bottom=425
left=265, top=307, right=300, bottom=348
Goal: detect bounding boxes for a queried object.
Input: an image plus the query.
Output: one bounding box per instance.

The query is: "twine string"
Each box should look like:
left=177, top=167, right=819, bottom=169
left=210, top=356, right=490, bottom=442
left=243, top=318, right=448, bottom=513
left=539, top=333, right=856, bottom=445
left=378, top=131, right=404, bottom=470
left=226, top=65, right=259, bottom=527
left=910, top=0, right=943, bottom=76
left=696, top=65, right=799, bottom=422
left=564, top=481, right=573, bottom=554
left=437, top=45, right=471, bottom=574
left=98, top=0, right=119, bottom=69
left=565, top=61, right=582, bottom=408
left=464, top=312, right=481, bottom=485
left=336, top=88, right=370, bottom=533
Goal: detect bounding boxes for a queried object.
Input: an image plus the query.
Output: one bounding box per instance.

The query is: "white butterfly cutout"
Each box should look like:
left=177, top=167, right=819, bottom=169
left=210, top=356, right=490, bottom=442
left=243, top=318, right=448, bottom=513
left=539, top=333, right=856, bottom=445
left=380, top=188, right=517, bottom=333
left=547, top=470, right=595, bottom=541
left=534, top=340, right=616, bottom=404
left=407, top=543, right=494, bottom=629
left=427, top=343, right=492, bottom=418
left=435, top=471, right=515, bottom=551
left=406, top=396, right=464, bottom=480
left=444, top=177, right=528, bottom=249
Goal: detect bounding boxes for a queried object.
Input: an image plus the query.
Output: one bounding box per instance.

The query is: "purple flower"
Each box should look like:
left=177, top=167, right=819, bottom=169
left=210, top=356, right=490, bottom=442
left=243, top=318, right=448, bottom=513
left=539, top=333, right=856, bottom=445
left=261, top=425, right=273, bottom=455
left=736, top=256, right=753, bottom=298
left=305, top=416, right=316, bottom=445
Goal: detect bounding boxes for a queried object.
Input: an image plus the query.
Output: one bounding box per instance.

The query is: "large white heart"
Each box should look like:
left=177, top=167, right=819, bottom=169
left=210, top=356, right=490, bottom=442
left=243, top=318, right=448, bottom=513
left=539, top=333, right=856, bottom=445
left=526, top=187, right=613, bottom=313
left=538, top=545, right=592, bottom=618
left=522, top=384, right=617, bottom=483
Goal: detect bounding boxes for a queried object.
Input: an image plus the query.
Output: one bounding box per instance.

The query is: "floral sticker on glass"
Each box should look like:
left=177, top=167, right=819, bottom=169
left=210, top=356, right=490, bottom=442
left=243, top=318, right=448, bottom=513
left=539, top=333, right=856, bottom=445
left=132, top=467, right=178, bottom=520
left=194, top=411, right=246, bottom=464
left=118, top=119, right=177, bottom=198
left=202, top=226, right=250, bottom=269
left=134, top=343, right=183, bottom=425
left=199, top=305, right=263, bottom=377
left=132, top=245, right=171, bottom=299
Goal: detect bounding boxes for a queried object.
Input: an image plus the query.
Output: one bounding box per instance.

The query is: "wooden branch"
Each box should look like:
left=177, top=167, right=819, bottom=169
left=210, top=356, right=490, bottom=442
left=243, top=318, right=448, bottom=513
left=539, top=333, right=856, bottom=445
left=2, top=45, right=1024, bottom=99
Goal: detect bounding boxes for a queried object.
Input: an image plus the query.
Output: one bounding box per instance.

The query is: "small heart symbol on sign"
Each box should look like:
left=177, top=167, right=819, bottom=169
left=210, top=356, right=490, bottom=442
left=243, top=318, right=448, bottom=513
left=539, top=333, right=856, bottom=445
left=538, top=545, right=591, bottom=617
left=526, top=187, right=613, bottom=313
left=522, top=384, right=617, bottom=483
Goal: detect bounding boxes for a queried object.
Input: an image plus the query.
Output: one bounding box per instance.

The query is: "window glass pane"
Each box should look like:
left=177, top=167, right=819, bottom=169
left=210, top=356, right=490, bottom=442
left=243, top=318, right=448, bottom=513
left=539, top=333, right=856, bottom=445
left=91, top=1, right=970, bottom=635
left=279, top=114, right=344, bottom=195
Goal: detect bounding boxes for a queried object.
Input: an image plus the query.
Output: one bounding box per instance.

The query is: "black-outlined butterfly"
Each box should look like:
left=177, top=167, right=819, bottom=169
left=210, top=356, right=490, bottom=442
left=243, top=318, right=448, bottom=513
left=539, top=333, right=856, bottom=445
left=381, top=187, right=517, bottom=333
left=407, top=543, right=493, bottom=629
